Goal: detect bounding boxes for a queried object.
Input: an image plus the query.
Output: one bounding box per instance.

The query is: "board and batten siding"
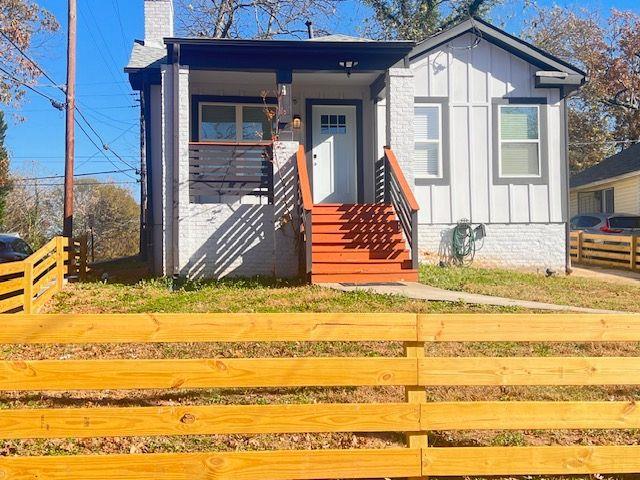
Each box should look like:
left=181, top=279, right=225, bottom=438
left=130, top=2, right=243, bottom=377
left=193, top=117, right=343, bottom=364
left=409, top=33, right=564, bottom=226
left=570, top=175, right=640, bottom=216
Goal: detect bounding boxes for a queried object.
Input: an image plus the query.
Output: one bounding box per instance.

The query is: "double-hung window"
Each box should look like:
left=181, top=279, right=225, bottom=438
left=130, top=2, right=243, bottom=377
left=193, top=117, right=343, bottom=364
left=414, top=104, right=442, bottom=178
left=199, top=103, right=275, bottom=142
left=498, top=105, right=541, bottom=177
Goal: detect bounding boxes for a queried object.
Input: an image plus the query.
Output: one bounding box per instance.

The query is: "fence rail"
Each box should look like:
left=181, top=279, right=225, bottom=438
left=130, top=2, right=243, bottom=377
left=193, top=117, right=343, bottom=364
left=570, top=230, right=639, bottom=271
left=0, top=236, right=87, bottom=314
left=1, top=312, right=640, bottom=478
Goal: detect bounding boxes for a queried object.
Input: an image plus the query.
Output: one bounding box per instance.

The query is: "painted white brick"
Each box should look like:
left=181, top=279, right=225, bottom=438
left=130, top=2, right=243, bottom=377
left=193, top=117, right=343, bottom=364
left=144, top=0, right=174, bottom=47
left=386, top=68, right=415, bottom=186
left=418, top=223, right=566, bottom=273
left=173, top=135, right=301, bottom=279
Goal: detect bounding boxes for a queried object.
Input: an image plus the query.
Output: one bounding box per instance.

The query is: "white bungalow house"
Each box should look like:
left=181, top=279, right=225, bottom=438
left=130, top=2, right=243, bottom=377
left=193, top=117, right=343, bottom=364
left=126, top=0, right=585, bottom=283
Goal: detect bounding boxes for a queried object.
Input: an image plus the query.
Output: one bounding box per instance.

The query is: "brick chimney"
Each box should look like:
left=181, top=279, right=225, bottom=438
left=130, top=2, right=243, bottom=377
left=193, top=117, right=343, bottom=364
left=144, top=0, right=174, bottom=47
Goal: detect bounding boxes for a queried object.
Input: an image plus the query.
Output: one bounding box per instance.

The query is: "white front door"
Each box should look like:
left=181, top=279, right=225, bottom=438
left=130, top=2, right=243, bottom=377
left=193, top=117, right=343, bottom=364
left=311, top=105, right=357, bottom=204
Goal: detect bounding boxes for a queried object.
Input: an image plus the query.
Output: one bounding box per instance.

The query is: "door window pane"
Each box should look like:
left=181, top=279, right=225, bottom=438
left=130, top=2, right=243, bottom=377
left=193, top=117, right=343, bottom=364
left=242, top=106, right=275, bottom=141
left=200, top=105, right=236, bottom=140
left=320, top=113, right=347, bottom=134
left=500, top=143, right=539, bottom=176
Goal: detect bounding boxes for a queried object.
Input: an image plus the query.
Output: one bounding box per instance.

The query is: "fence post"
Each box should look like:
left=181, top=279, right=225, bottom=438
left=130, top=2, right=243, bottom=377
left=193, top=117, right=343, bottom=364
left=576, top=231, right=583, bottom=264
left=56, top=236, right=66, bottom=290
left=405, top=326, right=427, bottom=479
left=23, top=260, right=34, bottom=314
left=79, top=234, right=88, bottom=282
left=631, top=235, right=638, bottom=271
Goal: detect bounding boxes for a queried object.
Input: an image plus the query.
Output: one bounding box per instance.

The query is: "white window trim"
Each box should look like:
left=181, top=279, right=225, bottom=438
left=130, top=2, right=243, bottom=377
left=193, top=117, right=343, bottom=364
left=198, top=102, right=273, bottom=142
left=414, top=102, right=443, bottom=179
left=497, top=104, right=542, bottom=179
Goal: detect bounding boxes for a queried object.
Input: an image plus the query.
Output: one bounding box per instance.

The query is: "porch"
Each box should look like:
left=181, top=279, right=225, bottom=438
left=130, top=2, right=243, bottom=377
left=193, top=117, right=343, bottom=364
left=157, top=37, right=420, bottom=282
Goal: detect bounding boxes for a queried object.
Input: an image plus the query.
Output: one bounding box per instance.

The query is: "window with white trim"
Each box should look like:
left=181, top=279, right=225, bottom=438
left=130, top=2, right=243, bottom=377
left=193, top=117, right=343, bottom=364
left=414, top=104, right=442, bottom=178
left=199, top=103, right=276, bottom=142
left=498, top=105, right=541, bottom=177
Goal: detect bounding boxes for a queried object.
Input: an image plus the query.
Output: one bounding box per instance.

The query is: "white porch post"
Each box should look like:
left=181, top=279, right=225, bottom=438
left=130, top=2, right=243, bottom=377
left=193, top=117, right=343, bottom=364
left=386, top=67, right=415, bottom=186
left=272, top=141, right=300, bottom=278
left=174, top=64, right=190, bottom=276
left=160, top=64, right=173, bottom=276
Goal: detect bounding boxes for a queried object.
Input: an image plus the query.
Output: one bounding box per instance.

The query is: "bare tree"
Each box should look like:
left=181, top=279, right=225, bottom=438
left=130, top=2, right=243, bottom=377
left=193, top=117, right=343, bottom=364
left=176, top=0, right=342, bottom=38
left=0, top=0, right=59, bottom=107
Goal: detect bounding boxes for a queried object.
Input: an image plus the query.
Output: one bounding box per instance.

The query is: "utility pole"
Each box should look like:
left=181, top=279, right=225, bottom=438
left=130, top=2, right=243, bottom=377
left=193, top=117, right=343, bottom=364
left=63, top=0, right=77, bottom=238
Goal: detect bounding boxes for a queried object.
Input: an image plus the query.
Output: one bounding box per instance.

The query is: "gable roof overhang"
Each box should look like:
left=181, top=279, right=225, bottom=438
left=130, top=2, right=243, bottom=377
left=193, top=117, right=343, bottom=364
left=162, top=37, right=414, bottom=73
left=410, top=17, right=586, bottom=90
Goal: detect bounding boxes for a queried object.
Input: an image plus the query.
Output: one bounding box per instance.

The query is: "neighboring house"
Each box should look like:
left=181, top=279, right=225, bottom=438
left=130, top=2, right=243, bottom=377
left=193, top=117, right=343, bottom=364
left=126, top=0, right=585, bottom=282
left=570, top=143, right=640, bottom=216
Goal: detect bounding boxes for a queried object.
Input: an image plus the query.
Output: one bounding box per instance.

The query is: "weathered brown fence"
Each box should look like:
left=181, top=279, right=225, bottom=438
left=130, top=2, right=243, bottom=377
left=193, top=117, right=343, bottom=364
left=570, top=230, right=639, bottom=271
left=0, top=313, right=640, bottom=478
left=0, top=236, right=88, bottom=313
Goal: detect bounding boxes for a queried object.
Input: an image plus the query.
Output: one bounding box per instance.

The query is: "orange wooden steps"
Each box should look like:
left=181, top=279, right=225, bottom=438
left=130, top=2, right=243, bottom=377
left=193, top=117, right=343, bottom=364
left=312, top=251, right=410, bottom=262
left=309, top=203, right=417, bottom=284
left=311, top=271, right=418, bottom=283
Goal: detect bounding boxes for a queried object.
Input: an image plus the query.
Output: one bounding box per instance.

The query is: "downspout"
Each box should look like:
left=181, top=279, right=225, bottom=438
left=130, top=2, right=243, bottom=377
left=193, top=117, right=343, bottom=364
left=560, top=87, right=572, bottom=274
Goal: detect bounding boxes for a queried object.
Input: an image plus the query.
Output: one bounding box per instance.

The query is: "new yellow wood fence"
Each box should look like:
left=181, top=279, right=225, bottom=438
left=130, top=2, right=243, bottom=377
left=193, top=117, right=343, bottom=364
left=0, top=236, right=87, bottom=314
left=570, top=230, right=639, bottom=271
left=1, top=312, right=640, bottom=478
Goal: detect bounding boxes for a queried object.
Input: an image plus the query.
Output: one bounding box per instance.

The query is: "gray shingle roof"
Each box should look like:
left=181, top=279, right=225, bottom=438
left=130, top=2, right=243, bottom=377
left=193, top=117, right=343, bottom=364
left=570, top=143, right=640, bottom=188
left=125, top=43, right=166, bottom=71
left=308, top=34, right=373, bottom=42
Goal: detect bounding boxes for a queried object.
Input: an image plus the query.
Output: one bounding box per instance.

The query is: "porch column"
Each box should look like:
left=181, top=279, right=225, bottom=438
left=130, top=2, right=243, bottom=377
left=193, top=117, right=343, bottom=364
left=173, top=64, right=190, bottom=276
left=272, top=140, right=300, bottom=278
left=386, top=67, right=415, bottom=185
left=276, top=69, right=294, bottom=141
left=160, top=64, right=173, bottom=276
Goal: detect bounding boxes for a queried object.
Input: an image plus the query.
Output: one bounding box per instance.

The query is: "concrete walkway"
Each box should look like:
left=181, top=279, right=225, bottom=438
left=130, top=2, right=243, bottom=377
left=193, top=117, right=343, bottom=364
left=321, top=281, right=621, bottom=313
left=570, top=266, right=640, bottom=287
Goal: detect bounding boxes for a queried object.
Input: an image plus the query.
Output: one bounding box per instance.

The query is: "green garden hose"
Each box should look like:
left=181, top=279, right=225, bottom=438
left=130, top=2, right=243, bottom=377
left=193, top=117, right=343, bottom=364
left=452, top=220, right=477, bottom=266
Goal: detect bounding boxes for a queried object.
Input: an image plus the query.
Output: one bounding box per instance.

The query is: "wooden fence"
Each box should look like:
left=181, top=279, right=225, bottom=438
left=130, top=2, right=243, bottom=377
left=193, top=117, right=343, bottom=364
left=570, top=231, right=639, bottom=271
left=1, top=312, right=640, bottom=478
left=0, top=236, right=87, bottom=314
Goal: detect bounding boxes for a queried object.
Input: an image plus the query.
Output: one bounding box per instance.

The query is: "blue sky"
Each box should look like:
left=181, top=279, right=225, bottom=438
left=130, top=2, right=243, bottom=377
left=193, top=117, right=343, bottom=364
left=4, top=0, right=639, bottom=199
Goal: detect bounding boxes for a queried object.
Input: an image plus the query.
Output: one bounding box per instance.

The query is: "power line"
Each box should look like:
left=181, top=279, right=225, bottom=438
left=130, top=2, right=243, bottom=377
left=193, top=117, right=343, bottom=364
left=11, top=181, right=139, bottom=187
left=0, top=28, right=138, bottom=173
left=11, top=168, right=137, bottom=182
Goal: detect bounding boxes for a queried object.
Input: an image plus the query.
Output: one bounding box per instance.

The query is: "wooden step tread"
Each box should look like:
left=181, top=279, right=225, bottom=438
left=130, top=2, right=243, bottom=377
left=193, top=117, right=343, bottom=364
left=312, top=223, right=401, bottom=234
left=313, top=232, right=405, bottom=243
left=312, top=251, right=410, bottom=262
left=312, top=205, right=394, bottom=214
left=312, top=261, right=413, bottom=274
left=312, top=244, right=407, bottom=252
left=311, top=271, right=419, bottom=284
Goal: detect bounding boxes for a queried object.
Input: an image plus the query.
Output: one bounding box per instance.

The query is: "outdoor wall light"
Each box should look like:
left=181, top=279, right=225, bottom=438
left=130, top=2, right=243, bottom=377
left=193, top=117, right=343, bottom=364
left=338, top=60, right=359, bottom=77
left=292, top=115, right=302, bottom=129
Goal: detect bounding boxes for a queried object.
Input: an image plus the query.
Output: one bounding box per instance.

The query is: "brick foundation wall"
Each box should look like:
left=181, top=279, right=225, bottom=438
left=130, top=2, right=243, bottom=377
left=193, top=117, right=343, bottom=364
left=418, top=223, right=567, bottom=273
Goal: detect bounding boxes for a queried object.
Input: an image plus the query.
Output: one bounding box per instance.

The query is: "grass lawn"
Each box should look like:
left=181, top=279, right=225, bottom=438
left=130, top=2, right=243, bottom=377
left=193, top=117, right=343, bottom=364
left=43, top=277, right=526, bottom=314
left=12, top=272, right=639, bottom=479
left=421, top=264, right=640, bottom=312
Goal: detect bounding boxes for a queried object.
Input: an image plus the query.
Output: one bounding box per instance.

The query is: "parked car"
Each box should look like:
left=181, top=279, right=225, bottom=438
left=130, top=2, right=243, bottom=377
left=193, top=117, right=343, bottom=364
left=570, top=213, right=640, bottom=235
left=0, top=234, right=34, bottom=263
